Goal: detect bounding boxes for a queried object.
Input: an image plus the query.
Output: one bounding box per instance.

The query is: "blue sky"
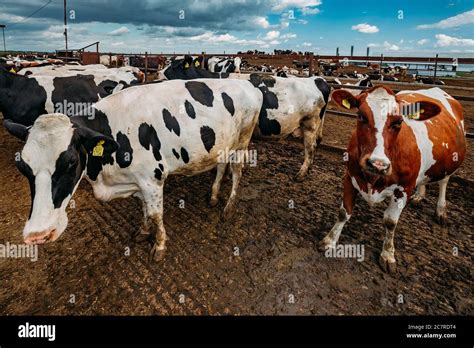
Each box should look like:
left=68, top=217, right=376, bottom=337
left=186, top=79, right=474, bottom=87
left=0, top=0, right=472, bottom=56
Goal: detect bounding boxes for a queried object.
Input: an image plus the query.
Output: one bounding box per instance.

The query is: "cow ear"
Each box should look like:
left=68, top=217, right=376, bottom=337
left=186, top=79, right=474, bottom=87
left=331, top=89, right=359, bottom=110
left=183, top=55, right=193, bottom=69
left=419, top=101, right=441, bottom=119
left=76, top=127, right=119, bottom=157
left=3, top=119, right=30, bottom=141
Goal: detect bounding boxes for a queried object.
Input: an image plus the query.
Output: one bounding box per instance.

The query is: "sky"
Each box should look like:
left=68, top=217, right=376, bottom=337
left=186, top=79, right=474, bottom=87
left=0, top=0, right=473, bottom=57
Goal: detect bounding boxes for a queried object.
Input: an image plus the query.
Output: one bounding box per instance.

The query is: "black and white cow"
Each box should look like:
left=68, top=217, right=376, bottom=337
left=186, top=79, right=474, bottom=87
left=207, top=56, right=242, bottom=73
left=333, top=77, right=373, bottom=96
left=12, top=79, right=263, bottom=260
left=0, top=66, right=143, bottom=130
left=158, top=62, right=331, bottom=180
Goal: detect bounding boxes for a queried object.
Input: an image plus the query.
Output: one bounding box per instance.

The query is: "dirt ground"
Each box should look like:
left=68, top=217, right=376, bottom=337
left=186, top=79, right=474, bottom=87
left=0, top=87, right=472, bottom=316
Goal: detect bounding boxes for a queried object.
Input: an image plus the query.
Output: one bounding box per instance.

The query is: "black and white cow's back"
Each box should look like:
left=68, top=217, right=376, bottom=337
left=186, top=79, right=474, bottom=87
left=91, top=79, right=261, bottom=179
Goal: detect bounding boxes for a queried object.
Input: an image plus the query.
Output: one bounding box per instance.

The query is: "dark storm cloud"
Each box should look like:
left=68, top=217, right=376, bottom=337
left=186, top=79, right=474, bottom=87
left=0, top=0, right=278, bottom=33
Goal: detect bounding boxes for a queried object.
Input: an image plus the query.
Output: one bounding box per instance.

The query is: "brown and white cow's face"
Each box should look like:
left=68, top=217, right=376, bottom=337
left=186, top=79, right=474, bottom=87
left=14, top=114, right=118, bottom=245
left=333, top=86, right=442, bottom=177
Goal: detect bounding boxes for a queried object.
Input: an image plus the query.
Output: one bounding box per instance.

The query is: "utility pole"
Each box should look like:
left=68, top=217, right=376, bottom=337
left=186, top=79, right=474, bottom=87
left=63, top=0, right=68, bottom=58
left=0, top=25, right=5, bottom=52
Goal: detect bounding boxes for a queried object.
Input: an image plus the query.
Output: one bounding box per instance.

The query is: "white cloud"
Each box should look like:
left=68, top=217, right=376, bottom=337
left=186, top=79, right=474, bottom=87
left=351, top=23, right=379, bottom=34
left=367, top=41, right=400, bottom=51
left=280, top=20, right=289, bottom=29
left=435, top=34, right=474, bottom=47
left=109, top=26, right=129, bottom=36
left=272, top=0, right=322, bottom=11
left=302, top=42, right=312, bottom=46
left=255, top=16, right=270, bottom=29
left=383, top=41, right=399, bottom=51
left=281, top=33, right=297, bottom=39
left=265, top=30, right=280, bottom=40
left=417, top=9, right=474, bottom=29
left=417, top=39, right=429, bottom=45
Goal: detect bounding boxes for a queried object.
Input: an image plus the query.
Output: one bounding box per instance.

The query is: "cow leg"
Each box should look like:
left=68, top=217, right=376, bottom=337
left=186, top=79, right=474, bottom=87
left=316, top=116, right=325, bottom=146
left=140, top=181, right=167, bottom=262
left=435, top=176, right=450, bottom=224
left=133, top=200, right=152, bottom=242
left=223, top=162, right=243, bottom=221
left=319, top=173, right=357, bottom=251
left=379, top=193, right=407, bottom=273
left=411, top=184, right=426, bottom=205
left=295, top=117, right=319, bottom=181
left=210, top=163, right=227, bottom=207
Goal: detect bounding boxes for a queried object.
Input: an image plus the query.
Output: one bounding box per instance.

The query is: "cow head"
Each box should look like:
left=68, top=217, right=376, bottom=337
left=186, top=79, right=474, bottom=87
left=13, top=113, right=118, bottom=244
left=157, top=55, right=194, bottom=80
left=332, top=86, right=441, bottom=177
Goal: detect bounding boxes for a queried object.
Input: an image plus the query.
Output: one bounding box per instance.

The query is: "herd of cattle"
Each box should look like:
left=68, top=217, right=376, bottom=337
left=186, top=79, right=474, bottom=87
left=0, top=55, right=466, bottom=273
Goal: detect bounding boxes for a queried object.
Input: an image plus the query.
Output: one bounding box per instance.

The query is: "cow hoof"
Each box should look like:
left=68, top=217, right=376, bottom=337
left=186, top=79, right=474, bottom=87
left=378, top=255, right=397, bottom=274
left=223, top=203, right=236, bottom=221
left=435, top=212, right=448, bottom=225
left=149, top=244, right=166, bottom=262
left=294, top=173, right=306, bottom=182
left=133, top=230, right=151, bottom=242
left=410, top=197, right=424, bottom=206
left=317, top=240, right=333, bottom=252
left=209, top=197, right=219, bottom=208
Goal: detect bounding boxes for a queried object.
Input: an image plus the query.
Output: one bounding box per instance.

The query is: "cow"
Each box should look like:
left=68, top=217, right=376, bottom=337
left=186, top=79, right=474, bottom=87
left=156, top=61, right=331, bottom=180
left=11, top=79, right=263, bottom=260
left=319, top=86, right=466, bottom=273
left=157, top=55, right=229, bottom=80
left=0, top=66, right=143, bottom=131
left=207, top=56, right=242, bottom=73
left=333, top=77, right=373, bottom=96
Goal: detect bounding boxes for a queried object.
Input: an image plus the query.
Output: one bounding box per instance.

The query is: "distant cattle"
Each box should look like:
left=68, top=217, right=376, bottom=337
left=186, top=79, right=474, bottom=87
left=12, top=79, right=263, bottom=260
left=1, top=65, right=143, bottom=131
left=207, top=56, right=242, bottom=73
left=333, top=77, right=373, bottom=96
left=157, top=60, right=331, bottom=180
left=415, top=76, right=446, bottom=85
left=320, top=86, right=466, bottom=272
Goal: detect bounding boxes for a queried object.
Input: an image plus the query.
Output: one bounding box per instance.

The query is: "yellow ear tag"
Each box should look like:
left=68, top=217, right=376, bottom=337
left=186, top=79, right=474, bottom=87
left=92, top=140, right=105, bottom=157
left=184, top=62, right=190, bottom=69
left=9, top=68, right=16, bottom=73
left=194, top=60, right=200, bottom=67
left=420, top=108, right=425, bottom=113
left=342, top=99, right=351, bottom=109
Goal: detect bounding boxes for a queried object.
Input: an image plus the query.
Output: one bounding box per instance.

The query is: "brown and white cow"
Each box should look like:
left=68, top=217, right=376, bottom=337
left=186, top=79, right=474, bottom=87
left=319, top=86, right=466, bottom=273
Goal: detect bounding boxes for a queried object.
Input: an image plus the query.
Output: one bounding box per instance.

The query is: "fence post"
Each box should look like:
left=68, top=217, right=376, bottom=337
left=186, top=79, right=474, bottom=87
left=309, top=53, right=314, bottom=76
left=433, top=53, right=438, bottom=82
left=379, top=54, right=383, bottom=76
left=145, top=51, right=148, bottom=82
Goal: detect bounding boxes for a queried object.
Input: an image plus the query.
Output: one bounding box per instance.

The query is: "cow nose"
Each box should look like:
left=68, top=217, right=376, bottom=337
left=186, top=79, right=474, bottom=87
left=366, top=158, right=391, bottom=174
left=24, top=229, right=57, bottom=245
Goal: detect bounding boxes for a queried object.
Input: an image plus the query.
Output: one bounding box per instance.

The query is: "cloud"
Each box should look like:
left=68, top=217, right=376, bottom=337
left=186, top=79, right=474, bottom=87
left=265, top=30, right=280, bottom=40
left=281, top=33, right=297, bottom=39
left=351, top=23, right=379, bottom=34
left=255, top=16, right=270, bottom=29
left=272, top=0, right=322, bottom=11
left=109, top=26, right=129, bottom=36
left=417, top=39, right=429, bottom=45
left=417, top=9, right=474, bottom=29
left=368, top=41, right=400, bottom=51
left=435, top=34, right=474, bottom=47
left=302, top=42, right=312, bottom=46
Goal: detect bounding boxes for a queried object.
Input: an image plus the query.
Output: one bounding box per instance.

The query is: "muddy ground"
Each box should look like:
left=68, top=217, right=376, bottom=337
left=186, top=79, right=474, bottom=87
left=0, top=89, right=472, bottom=315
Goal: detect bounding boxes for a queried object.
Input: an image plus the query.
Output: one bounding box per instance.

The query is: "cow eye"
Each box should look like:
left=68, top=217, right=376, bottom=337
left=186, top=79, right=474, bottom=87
left=391, top=118, right=403, bottom=129
left=357, top=112, right=368, bottom=123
